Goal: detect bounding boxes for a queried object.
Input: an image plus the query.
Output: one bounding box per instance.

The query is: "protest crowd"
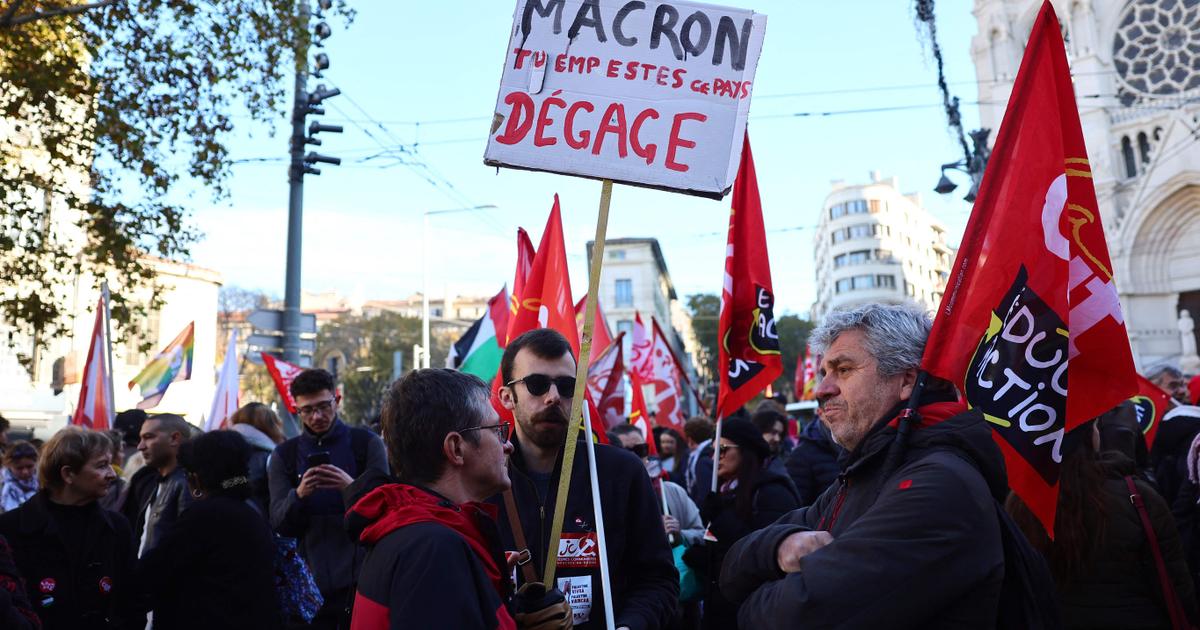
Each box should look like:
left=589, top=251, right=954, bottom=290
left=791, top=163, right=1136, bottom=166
left=4, top=2, right=1199, bottom=629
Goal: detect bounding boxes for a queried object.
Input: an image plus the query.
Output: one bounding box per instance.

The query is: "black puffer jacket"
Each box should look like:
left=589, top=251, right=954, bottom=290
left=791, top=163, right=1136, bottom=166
left=1058, top=455, right=1197, bottom=629
left=785, top=419, right=841, bottom=507
left=720, top=401, right=1007, bottom=629
left=686, top=464, right=799, bottom=629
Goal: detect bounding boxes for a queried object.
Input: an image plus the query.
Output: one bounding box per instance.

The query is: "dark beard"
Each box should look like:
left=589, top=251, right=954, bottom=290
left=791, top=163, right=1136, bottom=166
left=520, top=404, right=569, bottom=450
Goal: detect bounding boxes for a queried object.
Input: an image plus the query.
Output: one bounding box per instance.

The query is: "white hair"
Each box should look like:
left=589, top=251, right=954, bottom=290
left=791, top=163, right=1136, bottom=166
left=811, top=303, right=931, bottom=376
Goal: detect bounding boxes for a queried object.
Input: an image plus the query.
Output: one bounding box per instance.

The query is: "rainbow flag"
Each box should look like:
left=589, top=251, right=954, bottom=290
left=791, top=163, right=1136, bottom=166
left=129, top=322, right=194, bottom=409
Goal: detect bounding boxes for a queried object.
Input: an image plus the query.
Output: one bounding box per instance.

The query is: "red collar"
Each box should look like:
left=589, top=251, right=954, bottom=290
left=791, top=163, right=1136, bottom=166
left=886, top=400, right=967, bottom=429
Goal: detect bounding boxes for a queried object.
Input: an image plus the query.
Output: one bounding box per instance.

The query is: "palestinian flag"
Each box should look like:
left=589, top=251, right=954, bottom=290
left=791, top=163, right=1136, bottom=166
left=448, top=287, right=508, bottom=381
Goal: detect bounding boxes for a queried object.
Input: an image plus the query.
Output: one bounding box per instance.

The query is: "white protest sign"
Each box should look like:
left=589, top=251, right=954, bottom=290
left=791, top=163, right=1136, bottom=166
left=484, top=0, right=767, bottom=199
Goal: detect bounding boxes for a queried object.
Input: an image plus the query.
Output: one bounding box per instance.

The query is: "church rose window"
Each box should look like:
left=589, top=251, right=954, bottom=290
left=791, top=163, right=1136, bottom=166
left=1112, top=0, right=1200, bottom=102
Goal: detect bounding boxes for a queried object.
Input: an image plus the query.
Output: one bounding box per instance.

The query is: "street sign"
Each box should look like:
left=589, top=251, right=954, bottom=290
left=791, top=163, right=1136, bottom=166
left=246, top=333, right=315, bottom=355
left=247, top=309, right=316, bottom=335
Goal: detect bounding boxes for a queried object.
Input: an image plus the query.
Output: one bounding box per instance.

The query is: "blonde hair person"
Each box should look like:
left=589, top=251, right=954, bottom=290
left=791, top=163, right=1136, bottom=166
left=230, top=402, right=285, bottom=445
left=228, top=402, right=285, bottom=515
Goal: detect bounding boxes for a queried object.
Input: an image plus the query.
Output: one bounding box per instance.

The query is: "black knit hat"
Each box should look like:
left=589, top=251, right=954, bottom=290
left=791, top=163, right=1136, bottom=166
left=719, top=417, right=771, bottom=461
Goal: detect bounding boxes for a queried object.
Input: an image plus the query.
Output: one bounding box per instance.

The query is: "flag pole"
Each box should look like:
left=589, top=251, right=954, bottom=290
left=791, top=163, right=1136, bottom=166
left=544, top=178, right=613, bottom=588
left=711, top=417, right=722, bottom=493
left=583, top=403, right=617, bottom=630
left=881, top=370, right=929, bottom=480
left=101, top=281, right=116, bottom=427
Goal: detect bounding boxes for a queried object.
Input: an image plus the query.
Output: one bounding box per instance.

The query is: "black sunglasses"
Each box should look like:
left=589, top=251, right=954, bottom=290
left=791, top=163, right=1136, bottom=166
left=506, top=374, right=576, bottom=398
left=624, top=443, right=649, bottom=458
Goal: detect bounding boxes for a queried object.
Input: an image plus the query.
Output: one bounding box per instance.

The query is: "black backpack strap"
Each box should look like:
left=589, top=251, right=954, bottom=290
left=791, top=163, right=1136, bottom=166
left=349, top=427, right=370, bottom=478
left=277, top=438, right=301, bottom=488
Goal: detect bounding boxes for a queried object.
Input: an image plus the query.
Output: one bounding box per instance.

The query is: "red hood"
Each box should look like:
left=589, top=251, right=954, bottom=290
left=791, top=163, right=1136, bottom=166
left=886, top=400, right=968, bottom=429
left=348, top=483, right=505, bottom=591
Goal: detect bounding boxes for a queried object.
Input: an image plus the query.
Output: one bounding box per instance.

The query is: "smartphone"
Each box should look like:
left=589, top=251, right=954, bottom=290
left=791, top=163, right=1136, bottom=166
left=306, top=451, right=331, bottom=468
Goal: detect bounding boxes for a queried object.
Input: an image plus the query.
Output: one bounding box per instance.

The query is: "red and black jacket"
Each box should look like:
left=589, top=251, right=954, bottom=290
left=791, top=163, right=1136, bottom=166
left=346, top=483, right=515, bottom=630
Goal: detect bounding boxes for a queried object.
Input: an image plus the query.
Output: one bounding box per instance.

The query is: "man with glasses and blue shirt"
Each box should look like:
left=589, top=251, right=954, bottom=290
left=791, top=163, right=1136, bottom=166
left=268, top=368, right=387, bottom=630
left=494, top=328, right=678, bottom=630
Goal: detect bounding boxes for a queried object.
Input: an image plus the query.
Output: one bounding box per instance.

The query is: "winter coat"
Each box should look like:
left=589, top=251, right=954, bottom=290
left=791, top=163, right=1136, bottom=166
left=686, top=441, right=715, bottom=507
left=720, top=400, right=1007, bottom=630
left=138, top=495, right=280, bottom=630
left=684, top=463, right=799, bottom=629
left=785, top=419, right=841, bottom=507
left=491, top=436, right=679, bottom=630
left=346, top=483, right=516, bottom=630
left=268, top=419, right=387, bottom=597
left=1061, top=455, right=1197, bottom=629
left=0, top=492, right=140, bottom=630
left=1151, top=407, right=1200, bottom=509
left=0, top=533, right=39, bottom=630
left=660, top=479, right=704, bottom=547
left=230, top=423, right=278, bottom=515
left=122, top=466, right=192, bottom=556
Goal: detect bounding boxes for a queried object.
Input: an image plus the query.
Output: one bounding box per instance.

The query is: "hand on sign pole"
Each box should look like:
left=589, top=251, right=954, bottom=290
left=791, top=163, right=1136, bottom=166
left=513, top=583, right=574, bottom=630
left=543, top=179, right=613, bottom=589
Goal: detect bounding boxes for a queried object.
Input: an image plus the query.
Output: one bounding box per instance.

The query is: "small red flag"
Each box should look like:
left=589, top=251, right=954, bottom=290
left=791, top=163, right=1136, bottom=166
left=73, top=297, right=113, bottom=430
left=717, top=133, right=782, bottom=420
left=506, top=228, right=537, bottom=347
left=575, top=294, right=614, bottom=361
left=648, top=318, right=690, bottom=431
left=585, top=393, right=610, bottom=445
left=629, top=374, right=658, bottom=456
left=262, top=353, right=304, bottom=414
left=920, top=2, right=1136, bottom=536
left=1131, top=375, right=1171, bottom=450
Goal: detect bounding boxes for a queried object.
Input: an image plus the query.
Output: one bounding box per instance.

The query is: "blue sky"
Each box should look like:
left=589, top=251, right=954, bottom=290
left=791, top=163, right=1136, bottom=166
left=190, top=0, right=985, bottom=317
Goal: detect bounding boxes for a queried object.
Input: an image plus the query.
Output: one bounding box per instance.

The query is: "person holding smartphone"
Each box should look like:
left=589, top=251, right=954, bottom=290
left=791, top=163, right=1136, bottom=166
left=268, top=368, right=387, bottom=630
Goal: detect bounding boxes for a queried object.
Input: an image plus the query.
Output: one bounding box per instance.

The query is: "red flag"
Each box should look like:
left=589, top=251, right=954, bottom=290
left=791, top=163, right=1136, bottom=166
left=575, top=294, right=614, bottom=361
left=797, top=345, right=817, bottom=401
left=920, top=2, right=1136, bottom=536
left=505, top=228, right=537, bottom=347
left=648, top=318, right=689, bottom=430
left=492, top=196, right=580, bottom=418
left=1131, top=375, right=1171, bottom=450
left=73, top=297, right=113, bottom=430
left=629, top=374, right=658, bottom=456
left=717, top=133, right=782, bottom=419
left=585, top=393, right=610, bottom=445
left=262, top=353, right=304, bottom=414
left=630, top=313, right=653, bottom=380
left=587, top=332, right=627, bottom=430
left=489, top=286, right=510, bottom=349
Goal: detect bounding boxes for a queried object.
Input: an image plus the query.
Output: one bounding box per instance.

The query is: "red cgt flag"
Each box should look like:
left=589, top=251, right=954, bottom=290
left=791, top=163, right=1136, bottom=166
left=262, top=353, right=304, bottom=414
left=505, top=227, right=537, bottom=347
left=1130, top=375, right=1171, bottom=450
left=492, top=196, right=580, bottom=418
left=717, top=132, right=781, bottom=420
left=575, top=294, right=614, bottom=362
left=587, top=332, right=627, bottom=431
left=921, top=2, right=1136, bottom=536
left=629, top=373, right=658, bottom=456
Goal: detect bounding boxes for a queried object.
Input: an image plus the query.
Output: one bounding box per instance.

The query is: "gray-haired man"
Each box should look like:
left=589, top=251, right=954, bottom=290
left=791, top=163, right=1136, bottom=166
left=719, top=303, right=1008, bottom=628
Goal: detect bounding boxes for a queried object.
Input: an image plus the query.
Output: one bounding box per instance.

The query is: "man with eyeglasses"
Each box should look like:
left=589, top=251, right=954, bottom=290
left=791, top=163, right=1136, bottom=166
left=268, top=368, right=387, bottom=630
left=346, top=368, right=550, bottom=630
left=494, top=328, right=678, bottom=630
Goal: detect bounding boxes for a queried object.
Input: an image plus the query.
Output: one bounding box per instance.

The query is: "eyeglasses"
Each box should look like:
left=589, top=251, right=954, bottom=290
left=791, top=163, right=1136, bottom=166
left=623, top=443, right=649, bottom=458
left=297, top=398, right=337, bottom=418
left=506, top=374, right=576, bottom=398
left=718, top=444, right=739, bottom=458
left=461, top=422, right=512, bottom=443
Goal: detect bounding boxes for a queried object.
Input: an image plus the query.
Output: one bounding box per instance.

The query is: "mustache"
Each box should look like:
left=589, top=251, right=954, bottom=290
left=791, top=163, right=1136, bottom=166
left=532, top=405, right=569, bottom=425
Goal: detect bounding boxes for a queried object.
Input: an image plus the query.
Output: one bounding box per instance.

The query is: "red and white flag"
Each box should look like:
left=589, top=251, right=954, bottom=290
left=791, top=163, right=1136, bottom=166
left=796, top=345, right=817, bottom=402
left=630, top=313, right=654, bottom=381
left=73, top=296, right=113, bottom=430
left=587, top=332, right=627, bottom=430
left=647, top=318, right=689, bottom=430
left=206, top=330, right=240, bottom=431
left=921, top=2, right=1136, bottom=536
left=717, top=133, right=782, bottom=420
left=629, top=374, right=658, bottom=457
left=262, top=353, right=304, bottom=414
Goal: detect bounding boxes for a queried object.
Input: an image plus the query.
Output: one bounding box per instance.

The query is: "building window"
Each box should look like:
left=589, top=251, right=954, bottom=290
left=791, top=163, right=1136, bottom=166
left=833, top=253, right=848, bottom=268
left=868, top=199, right=883, bottom=214
left=871, top=224, right=891, bottom=237
left=616, top=320, right=633, bottom=336
left=876, top=248, right=893, bottom=262
left=851, top=275, right=874, bottom=290
left=835, top=278, right=853, bottom=293
left=876, top=275, right=896, bottom=289
left=830, top=200, right=869, bottom=220
left=615, top=279, right=633, bottom=307
left=1137, top=131, right=1151, bottom=166
left=1121, top=136, right=1137, bottom=178
left=906, top=281, right=916, bottom=297
left=608, top=249, right=626, bottom=260
left=848, top=224, right=873, bottom=239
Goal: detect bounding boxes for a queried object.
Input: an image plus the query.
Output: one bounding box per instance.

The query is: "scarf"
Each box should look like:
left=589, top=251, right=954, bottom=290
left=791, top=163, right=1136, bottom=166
left=1, top=467, right=38, bottom=512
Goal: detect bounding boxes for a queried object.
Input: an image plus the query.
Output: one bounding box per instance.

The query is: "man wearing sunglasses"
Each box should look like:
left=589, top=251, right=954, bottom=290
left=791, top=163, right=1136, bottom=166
left=494, top=328, right=678, bottom=630
left=268, top=368, right=387, bottom=630
left=347, top=368, right=544, bottom=630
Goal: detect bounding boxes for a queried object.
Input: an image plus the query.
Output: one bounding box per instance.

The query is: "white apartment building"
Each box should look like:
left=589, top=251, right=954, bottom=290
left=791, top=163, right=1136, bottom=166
left=811, top=173, right=954, bottom=321
left=586, top=237, right=703, bottom=393
left=972, top=0, right=1200, bottom=369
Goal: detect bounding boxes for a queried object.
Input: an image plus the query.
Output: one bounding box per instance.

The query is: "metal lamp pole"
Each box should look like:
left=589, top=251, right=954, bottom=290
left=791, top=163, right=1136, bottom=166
left=420, top=204, right=497, bottom=368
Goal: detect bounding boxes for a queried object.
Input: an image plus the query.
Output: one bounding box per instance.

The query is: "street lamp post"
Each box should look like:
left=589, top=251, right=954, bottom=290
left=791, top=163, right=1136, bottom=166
left=420, top=204, right=497, bottom=368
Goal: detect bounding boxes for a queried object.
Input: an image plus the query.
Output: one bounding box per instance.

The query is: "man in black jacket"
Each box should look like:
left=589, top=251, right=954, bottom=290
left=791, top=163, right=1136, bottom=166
left=124, top=413, right=193, bottom=557
left=720, top=303, right=1007, bottom=629
left=495, top=329, right=678, bottom=630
